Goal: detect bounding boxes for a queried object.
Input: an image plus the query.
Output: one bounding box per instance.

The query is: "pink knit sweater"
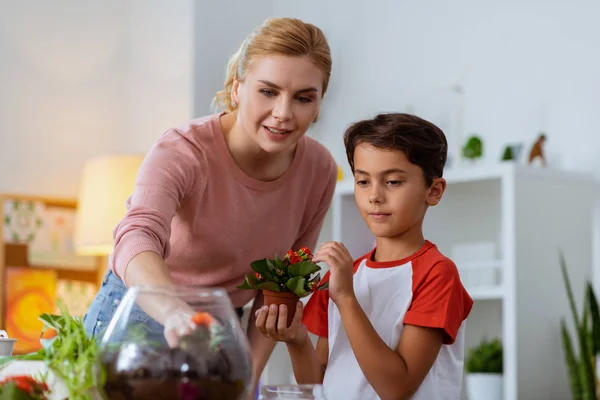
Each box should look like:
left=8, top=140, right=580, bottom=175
left=109, top=114, right=337, bottom=307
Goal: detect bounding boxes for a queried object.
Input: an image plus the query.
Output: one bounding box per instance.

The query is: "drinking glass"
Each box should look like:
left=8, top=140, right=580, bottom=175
left=259, top=384, right=327, bottom=400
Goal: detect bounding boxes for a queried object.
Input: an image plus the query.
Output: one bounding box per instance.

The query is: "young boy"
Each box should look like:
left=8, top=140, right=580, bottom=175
left=255, top=113, right=473, bottom=400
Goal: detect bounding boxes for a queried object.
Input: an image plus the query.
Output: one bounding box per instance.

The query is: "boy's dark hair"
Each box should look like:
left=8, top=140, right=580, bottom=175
left=343, top=113, right=448, bottom=186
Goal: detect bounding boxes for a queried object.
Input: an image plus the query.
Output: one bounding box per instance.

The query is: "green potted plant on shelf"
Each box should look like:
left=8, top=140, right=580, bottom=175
left=465, top=337, right=503, bottom=400
left=559, top=251, right=600, bottom=399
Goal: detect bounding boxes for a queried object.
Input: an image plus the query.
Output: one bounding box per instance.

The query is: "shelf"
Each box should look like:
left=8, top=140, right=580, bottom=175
left=334, top=164, right=597, bottom=196
left=458, top=259, right=502, bottom=270
left=467, top=285, right=504, bottom=301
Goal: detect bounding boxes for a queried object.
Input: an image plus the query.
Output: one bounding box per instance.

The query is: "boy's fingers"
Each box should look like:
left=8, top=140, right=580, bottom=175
left=277, top=304, right=288, bottom=332
left=255, top=306, right=268, bottom=334
left=292, top=301, right=304, bottom=325
left=265, top=304, right=279, bottom=336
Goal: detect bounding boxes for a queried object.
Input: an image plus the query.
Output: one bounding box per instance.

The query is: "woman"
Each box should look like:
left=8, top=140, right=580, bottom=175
left=83, top=16, right=336, bottom=395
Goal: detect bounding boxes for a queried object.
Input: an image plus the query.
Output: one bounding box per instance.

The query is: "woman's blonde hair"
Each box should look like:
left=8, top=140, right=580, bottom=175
left=213, top=17, right=332, bottom=113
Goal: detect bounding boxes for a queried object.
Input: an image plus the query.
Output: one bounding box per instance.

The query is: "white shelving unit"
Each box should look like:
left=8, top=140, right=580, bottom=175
left=262, top=163, right=599, bottom=400
left=330, top=163, right=598, bottom=400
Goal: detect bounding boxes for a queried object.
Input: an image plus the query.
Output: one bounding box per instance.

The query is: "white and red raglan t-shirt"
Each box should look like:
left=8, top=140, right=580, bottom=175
left=302, top=241, right=473, bottom=400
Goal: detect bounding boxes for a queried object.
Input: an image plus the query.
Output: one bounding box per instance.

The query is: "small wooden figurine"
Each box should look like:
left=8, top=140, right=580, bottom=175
left=528, top=133, right=547, bottom=167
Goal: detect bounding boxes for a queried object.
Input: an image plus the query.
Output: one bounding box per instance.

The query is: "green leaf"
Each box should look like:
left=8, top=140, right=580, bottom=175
left=273, top=254, right=287, bottom=269
left=237, top=274, right=260, bottom=289
left=251, top=259, right=280, bottom=281
left=0, top=381, right=34, bottom=400
left=289, top=261, right=320, bottom=278
left=587, top=282, right=600, bottom=356
left=250, top=259, right=271, bottom=275
left=39, top=313, right=64, bottom=331
left=560, top=251, right=581, bottom=329
left=560, top=251, right=596, bottom=399
left=285, top=277, right=310, bottom=297
left=561, top=319, right=583, bottom=400
left=266, top=259, right=285, bottom=283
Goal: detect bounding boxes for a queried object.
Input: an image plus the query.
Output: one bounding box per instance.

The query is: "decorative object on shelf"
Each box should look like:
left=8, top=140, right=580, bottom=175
left=3, top=200, right=43, bottom=244
left=462, top=135, right=483, bottom=162
left=527, top=132, right=547, bottom=167
left=237, top=247, right=326, bottom=327
left=501, top=143, right=523, bottom=163
left=4, top=268, right=57, bottom=355
left=3, top=199, right=97, bottom=270
left=337, top=165, right=344, bottom=181
left=559, top=252, right=600, bottom=399
left=465, top=337, right=503, bottom=400
left=0, top=330, right=16, bottom=357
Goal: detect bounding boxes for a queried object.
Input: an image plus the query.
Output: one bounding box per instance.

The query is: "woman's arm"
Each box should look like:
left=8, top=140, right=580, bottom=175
left=123, top=251, right=181, bottom=323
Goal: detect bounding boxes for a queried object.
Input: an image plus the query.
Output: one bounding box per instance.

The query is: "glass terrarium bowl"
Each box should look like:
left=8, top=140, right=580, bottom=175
left=97, top=285, right=252, bottom=400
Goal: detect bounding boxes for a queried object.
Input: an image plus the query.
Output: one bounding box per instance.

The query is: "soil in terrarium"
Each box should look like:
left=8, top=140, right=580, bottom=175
left=101, top=333, right=250, bottom=400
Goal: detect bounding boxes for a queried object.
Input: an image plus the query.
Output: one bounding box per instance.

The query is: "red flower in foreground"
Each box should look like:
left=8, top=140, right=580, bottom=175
left=0, top=375, right=48, bottom=398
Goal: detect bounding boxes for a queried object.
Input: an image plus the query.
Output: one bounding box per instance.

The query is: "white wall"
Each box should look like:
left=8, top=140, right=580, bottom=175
left=0, top=1, right=194, bottom=198
left=193, top=0, right=274, bottom=116
left=274, top=0, right=600, bottom=178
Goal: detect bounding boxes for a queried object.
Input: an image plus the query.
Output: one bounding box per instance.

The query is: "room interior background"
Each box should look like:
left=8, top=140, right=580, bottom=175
left=1, top=1, right=599, bottom=399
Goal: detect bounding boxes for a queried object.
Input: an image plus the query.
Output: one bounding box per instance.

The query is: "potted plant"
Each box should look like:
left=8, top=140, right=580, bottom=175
left=462, top=135, right=483, bottom=163
left=237, top=247, right=326, bottom=326
left=465, top=337, right=503, bottom=400
left=559, top=252, right=600, bottom=399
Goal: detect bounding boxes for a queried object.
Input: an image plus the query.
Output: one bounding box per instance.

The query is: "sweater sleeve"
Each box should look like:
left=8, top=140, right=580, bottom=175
left=292, top=157, right=337, bottom=252
left=109, top=129, right=203, bottom=282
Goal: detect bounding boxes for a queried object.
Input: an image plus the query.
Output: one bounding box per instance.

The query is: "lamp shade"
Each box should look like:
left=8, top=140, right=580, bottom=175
left=73, top=154, right=144, bottom=255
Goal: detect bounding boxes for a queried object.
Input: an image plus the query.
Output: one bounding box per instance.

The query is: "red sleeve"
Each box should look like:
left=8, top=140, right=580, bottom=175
left=302, top=271, right=330, bottom=338
left=403, top=259, right=473, bottom=344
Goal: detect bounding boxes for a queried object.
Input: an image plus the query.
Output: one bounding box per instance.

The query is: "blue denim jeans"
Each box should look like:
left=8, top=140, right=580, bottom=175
left=83, top=270, right=245, bottom=344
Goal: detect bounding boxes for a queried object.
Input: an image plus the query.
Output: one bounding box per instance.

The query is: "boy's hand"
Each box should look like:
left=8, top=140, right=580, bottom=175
left=314, top=242, right=355, bottom=305
left=255, top=302, right=308, bottom=346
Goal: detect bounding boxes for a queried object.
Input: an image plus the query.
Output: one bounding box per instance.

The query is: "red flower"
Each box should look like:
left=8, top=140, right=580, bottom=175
left=285, top=250, right=302, bottom=264
left=191, top=312, right=214, bottom=327
left=0, top=375, right=48, bottom=397
left=255, top=272, right=263, bottom=280
left=300, top=246, right=312, bottom=256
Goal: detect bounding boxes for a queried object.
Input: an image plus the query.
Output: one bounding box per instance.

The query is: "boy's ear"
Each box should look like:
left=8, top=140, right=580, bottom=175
left=426, top=177, right=446, bottom=206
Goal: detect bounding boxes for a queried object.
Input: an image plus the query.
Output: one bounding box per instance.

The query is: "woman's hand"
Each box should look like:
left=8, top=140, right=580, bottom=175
left=162, top=306, right=196, bottom=347
left=255, top=302, right=308, bottom=346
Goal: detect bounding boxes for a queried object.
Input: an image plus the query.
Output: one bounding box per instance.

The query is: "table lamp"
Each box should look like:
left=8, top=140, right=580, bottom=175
left=73, top=154, right=144, bottom=280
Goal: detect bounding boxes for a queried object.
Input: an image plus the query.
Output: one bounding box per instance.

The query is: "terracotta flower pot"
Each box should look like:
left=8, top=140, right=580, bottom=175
left=262, top=290, right=299, bottom=327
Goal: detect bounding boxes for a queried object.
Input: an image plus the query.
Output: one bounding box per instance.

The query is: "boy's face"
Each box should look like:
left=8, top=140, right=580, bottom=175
left=352, top=143, right=446, bottom=239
